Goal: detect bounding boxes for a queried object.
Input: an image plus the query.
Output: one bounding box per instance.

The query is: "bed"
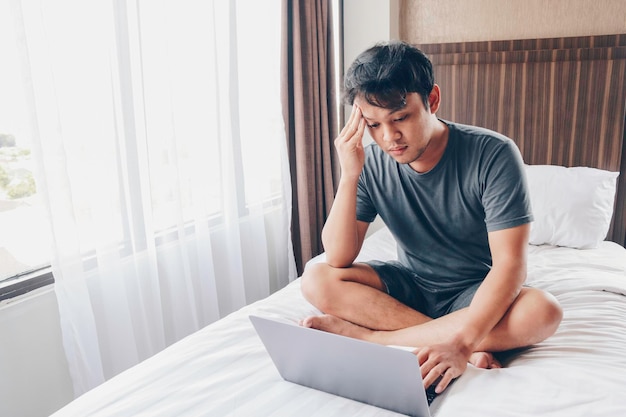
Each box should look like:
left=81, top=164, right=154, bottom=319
left=51, top=34, right=626, bottom=417
left=49, top=222, right=626, bottom=417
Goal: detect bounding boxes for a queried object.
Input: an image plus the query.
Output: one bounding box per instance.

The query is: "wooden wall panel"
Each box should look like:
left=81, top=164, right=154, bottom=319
left=418, top=35, right=626, bottom=246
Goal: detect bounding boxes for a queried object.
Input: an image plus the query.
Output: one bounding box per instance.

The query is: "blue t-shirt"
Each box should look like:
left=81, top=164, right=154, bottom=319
left=356, top=121, right=533, bottom=292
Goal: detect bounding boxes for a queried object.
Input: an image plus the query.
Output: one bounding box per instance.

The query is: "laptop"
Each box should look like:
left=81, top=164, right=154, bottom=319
left=249, top=314, right=434, bottom=417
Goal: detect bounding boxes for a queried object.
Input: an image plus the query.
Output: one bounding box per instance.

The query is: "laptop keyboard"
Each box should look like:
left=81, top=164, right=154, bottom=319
left=425, top=384, right=438, bottom=405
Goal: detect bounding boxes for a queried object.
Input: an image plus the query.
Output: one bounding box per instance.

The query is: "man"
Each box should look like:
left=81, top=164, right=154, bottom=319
left=300, top=41, right=563, bottom=395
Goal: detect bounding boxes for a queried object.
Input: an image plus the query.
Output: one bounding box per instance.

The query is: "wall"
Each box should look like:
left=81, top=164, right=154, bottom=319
left=343, top=0, right=400, bottom=69
left=0, top=287, right=74, bottom=417
left=400, top=0, right=626, bottom=43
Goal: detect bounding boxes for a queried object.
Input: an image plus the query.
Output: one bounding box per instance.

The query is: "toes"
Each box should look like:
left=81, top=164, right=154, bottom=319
left=299, top=316, right=316, bottom=328
left=490, top=357, right=503, bottom=369
left=469, top=352, right=501, bottom=369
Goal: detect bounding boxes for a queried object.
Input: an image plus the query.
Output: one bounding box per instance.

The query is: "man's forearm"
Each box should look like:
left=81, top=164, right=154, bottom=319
left=454, top=223, right=530, bottom=352
left=321, top=177, right=363, bottom=267
left=456, top=263, right=525, bottom=353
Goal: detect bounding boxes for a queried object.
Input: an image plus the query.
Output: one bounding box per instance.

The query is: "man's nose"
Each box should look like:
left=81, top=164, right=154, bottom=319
left=382, top=124, right=399, bottom=142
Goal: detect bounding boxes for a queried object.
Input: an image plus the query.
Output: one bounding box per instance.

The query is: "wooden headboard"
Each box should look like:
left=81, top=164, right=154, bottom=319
left=418, top=34, right=626, bottom=247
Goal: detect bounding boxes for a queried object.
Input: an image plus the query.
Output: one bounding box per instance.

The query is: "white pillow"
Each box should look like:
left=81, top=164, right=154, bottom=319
left=525, top=164, right=619, bottom=249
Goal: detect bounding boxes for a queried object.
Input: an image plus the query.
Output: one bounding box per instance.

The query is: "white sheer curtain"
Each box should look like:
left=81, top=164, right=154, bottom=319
left=13, top=0, right=295, bottom=397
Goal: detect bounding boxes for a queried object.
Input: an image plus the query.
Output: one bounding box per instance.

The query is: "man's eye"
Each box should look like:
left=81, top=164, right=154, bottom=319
left=394, top=115, right=408, bottom=122
left=367, top=123, right=379, bottom=129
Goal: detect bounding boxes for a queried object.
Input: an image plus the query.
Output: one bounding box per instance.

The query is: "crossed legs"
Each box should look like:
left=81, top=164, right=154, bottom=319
left=300, top=262, right=562, bottom=367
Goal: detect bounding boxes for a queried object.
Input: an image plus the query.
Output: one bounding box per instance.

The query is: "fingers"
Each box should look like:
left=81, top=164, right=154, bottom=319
left=421, top=363, right=450, bottom=392
left=334, top=105, right=367, bottom=179
left=338, top=105, right=366, bottom=147
left=416, top=347, right=467, bottom=394
left=422, top=365, right=455, bottom=394
left=354, top=114, right=366, bottom=146
left=345, top=104, right=362, bottom=131
left=435, top=369, right=454, bottom=394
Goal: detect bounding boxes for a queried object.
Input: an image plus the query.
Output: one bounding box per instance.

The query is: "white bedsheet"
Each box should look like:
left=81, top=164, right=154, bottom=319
left=52, top=227, right=626, bottom=417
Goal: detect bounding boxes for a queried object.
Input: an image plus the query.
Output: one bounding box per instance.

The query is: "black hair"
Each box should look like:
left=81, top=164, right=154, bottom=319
left=343, top=41, right=434, bottom=110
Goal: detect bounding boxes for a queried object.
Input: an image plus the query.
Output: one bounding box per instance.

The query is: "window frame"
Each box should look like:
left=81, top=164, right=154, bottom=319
left=0, top=267, right=54, bottom=302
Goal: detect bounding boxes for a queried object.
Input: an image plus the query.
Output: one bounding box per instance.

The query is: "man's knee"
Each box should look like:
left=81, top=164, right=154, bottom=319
left=520, top=288, right=563, bottom=342
left=300, top=263, right=339, bottom=311
left=537, top=290, right=563, bottom=338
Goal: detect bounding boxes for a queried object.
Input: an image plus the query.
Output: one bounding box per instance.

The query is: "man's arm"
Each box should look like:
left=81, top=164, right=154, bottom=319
left=418, top=223, right=530, bottom=392
left=322, top=105, right=370, bottom=267
left=456, top=223, right=529, bottom=352
left=321, top=185, right=370, bottom=267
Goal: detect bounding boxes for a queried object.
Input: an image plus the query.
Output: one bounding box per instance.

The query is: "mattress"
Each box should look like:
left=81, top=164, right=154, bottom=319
left=51, top=226, right=626, bottom=416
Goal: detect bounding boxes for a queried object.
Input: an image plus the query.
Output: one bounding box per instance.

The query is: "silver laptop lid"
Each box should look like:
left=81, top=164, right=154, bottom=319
left=250, top=315, right=431, bottom=417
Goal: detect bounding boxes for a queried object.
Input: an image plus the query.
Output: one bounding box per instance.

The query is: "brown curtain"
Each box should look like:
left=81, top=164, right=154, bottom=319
left=281, top=0, right=339, bottom=275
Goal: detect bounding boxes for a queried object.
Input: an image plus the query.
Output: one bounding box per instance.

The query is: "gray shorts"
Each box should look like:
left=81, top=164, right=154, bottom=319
left=366, top=260, right=482, bottom=319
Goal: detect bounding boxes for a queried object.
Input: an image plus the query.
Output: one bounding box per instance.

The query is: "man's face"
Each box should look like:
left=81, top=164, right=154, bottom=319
left=355, top=92, right=438, bottom=168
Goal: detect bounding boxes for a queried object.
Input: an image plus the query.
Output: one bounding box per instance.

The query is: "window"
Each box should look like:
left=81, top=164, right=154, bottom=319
left=137, top=0, right=286, bottom=231
left=0, top=5, right=53, bottom=295
left=0, top=0, right=287, bottom=299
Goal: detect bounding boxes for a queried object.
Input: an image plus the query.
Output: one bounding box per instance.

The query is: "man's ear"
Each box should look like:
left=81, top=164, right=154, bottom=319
left=428, top=84, right=441, bottom=114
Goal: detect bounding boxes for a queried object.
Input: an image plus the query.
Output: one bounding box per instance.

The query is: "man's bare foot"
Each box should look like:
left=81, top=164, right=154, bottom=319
left=469, top=352, right=502, bottom=369
left=302, top=315, right=503, bottom=370
left=301, top=314, right=374, bottom=341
